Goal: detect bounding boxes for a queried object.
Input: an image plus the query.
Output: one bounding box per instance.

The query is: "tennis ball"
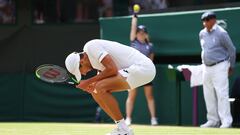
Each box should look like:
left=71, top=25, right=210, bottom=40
left=133, top=4, right=140, bottom=13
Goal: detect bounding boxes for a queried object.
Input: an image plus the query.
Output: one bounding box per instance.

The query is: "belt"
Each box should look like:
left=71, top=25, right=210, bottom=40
left=205, top=59, right=228, bottom=67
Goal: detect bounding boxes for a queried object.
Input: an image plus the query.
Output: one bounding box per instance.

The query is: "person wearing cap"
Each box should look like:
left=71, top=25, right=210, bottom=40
left=125, top=13, right=158, bottom=126
left=65, top=39, right=156, bottom=135
left=199, top=11, right=236, bottom=128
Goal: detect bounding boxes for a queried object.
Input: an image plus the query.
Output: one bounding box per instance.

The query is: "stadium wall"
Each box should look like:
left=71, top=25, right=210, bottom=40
left=99, top=7, right=240, bottom=56
left=0, top=24, right=100, bottom=122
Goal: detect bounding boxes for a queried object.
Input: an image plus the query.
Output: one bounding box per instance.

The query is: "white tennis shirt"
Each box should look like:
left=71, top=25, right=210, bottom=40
left=83, top=39, right=148, bottom=71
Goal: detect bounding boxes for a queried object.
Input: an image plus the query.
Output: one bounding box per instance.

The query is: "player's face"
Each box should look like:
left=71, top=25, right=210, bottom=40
left=79, top=54, right=92, bottom=75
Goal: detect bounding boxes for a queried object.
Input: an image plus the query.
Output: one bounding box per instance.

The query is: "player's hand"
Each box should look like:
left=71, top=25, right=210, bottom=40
left=76, top=80, right=91, bottom=92
left=76, top=80, right=96, bottom=94
left=87, top=82, right=96, bottom=92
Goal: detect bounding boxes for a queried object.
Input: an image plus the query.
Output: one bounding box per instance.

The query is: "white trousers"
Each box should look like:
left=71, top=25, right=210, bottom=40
left=203, top=61, right=232, bottom=125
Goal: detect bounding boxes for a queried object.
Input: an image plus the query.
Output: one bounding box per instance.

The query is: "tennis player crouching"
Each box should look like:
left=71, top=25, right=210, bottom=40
left=65, top=39, right=156, bottom=135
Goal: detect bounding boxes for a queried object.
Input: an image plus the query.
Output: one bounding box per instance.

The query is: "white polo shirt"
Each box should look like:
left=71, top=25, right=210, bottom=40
left=83, top=39, right=156, bottom=89
left=83, top=39, right=147, bottom=71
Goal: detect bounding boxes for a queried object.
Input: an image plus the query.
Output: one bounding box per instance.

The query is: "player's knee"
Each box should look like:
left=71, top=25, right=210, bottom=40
left=95, top=82, right=108, bottom=94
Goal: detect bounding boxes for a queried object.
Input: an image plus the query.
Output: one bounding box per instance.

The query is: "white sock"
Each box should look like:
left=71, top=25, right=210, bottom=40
left=115, top=119, right=129, bottom=131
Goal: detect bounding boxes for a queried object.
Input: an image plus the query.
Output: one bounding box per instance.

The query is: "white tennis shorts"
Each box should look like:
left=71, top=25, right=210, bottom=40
left=118, top=58, right=156, bottom=89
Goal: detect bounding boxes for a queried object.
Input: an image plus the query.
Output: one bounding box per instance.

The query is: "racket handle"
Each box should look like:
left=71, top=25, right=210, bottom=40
left=67, top=82, right=75, bottom=85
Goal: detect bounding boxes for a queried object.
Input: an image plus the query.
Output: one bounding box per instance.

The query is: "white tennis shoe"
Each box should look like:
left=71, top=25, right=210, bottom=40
left=106, top=128, right=134, bottom=135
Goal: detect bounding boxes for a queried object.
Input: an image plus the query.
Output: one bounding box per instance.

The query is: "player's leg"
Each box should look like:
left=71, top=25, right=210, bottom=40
left=91, top=92, right=116, bottom=121
left=95, top=60, right=155, bottom=134
left=92, top=91, right=123, bottom=121
left=125, top=88, right=137, bottom=125
left=93, top=92, right=133, bottom=135
left=91, top=73, right=133, bottom=134
left=144, top=84, right=158, bottom=125
left=91, top=73, right=130, bottom=121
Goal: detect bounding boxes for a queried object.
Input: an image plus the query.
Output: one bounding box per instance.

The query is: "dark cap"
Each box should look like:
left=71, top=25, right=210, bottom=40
left=137, top=25, right=148, bottom=33
left=201, top=11, right=216, bottom=21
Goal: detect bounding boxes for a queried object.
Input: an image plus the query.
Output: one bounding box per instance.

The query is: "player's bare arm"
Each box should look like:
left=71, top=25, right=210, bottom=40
left=76, top=54, right=118, bottom=93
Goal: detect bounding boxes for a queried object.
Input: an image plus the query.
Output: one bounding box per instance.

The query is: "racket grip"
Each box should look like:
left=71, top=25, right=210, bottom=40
left=67, top=82, right=75, bottom=85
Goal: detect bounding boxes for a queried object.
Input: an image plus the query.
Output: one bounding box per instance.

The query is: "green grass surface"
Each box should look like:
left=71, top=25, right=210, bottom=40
left=0, top=123, right=239, bottom=135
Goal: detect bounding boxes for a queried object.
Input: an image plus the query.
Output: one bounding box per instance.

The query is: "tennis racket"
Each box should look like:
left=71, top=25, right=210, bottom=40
left=35, top=64, right=79, bottom=85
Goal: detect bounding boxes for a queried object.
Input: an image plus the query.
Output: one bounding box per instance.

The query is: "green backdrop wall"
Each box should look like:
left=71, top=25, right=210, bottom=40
left=0, top=0, right=101, bottom=123
left=99, top=7, right=240, bottom=56
left=0, top=22, right=100, bottom=122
